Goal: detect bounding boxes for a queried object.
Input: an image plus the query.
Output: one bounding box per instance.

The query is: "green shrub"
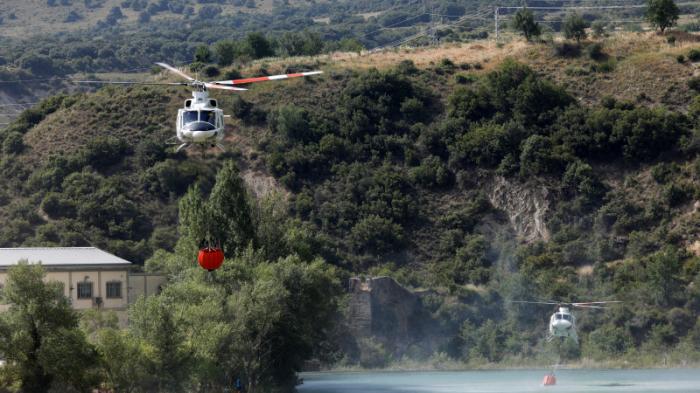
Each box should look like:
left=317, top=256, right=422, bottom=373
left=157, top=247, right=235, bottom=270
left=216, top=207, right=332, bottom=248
left=202, top=65, right=220, bottom=77
left=591, top=59, right=615, bottom=73
left=447, top=87, right=493, bottom=121
left=350, top=215, right=404, bottom=254
left=688, top=77, right=700, bottom=91
left=664, top=182, right=692, bottom=207
left=587, top=42, right=606, bottom=61
left=396, top=59, right=419, bottom=75
left=677, top=54, right=686, bottom=63
left=2, top=132, right=24, bottom=155
left=519, top=134, right=560, bottom=176
left=553, top=42, right=581, bottom=58
left=358, top=338, right=389, bottom=368
left=650, top=162, right=677, bottom=183
left=410, top=156, right=451, bottom=188
left=269, top=105, right=313, bottom=142
left=455, top=74, right=476, bottom=84
left=78, top=136, right=130, bottom=170
left=688, top=49, right=700, bottom=62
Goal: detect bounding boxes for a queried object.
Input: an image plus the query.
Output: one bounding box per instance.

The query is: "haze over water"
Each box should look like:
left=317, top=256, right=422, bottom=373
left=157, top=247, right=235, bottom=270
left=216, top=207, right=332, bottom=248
left=299, top=369, right=700, bottom=393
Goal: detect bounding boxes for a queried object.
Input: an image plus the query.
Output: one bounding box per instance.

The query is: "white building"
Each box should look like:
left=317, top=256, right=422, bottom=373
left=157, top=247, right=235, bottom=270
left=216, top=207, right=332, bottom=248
left=0, top=247, right=165, bottom=318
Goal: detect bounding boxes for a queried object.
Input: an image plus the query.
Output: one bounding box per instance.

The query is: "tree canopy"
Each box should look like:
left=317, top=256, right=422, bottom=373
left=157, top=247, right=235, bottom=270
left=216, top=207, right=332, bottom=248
left=512, top=8, right=541, bottom=41
left=646, top=0, right=680, bottom=33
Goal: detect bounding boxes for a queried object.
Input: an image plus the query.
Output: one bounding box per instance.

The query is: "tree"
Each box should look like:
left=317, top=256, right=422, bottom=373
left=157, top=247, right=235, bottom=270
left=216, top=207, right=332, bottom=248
left=244, top=32, right=274, bottom=59
left=512, top=8, right=541, bottom=41
left=194, top=45, right=212, bottom=63
left=338, top=38, right=365, bottom=55
left=0, top=263, right=99, bottom=393
left=564, top=13, right=588, bottom=43
left=645, top=247, right=683, bottom=307
left=94, top=329, right=151, bottom=393
left=646, top=0, right=679, bottom=33
left=214, top=40, right=237, bottom=66
left=129, top=295, right=192, bottom=392
left=208, top=160, right=257, bottom=255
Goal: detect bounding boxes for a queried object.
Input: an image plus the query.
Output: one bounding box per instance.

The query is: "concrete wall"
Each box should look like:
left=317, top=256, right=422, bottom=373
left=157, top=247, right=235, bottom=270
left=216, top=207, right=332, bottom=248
left=128, top=273, right=167, bottom=305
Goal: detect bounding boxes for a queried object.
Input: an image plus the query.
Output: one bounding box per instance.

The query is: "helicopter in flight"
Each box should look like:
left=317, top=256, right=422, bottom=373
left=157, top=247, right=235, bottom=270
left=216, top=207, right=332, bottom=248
left=78, top=62, right=322, bottom=152
left=511, top=300, right=622, bottom=344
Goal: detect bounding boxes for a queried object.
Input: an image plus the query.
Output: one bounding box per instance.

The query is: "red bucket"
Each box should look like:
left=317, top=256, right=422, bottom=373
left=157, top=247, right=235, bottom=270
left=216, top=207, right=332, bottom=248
left=543, top=374, right=557, bottom=386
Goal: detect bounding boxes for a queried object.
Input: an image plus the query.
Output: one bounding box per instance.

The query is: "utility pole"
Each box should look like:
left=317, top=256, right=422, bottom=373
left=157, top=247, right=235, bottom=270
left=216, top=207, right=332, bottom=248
left=494, top=6, right=499, bottom=40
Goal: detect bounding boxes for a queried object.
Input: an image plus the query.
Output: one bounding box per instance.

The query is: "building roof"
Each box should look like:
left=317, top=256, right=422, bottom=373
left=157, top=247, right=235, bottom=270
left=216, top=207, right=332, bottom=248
left=0, top=247, right=132, bottom=268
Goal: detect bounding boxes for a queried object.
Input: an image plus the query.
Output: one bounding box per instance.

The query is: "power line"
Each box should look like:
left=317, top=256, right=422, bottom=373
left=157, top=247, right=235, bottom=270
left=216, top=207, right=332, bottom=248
left=377, top=9, right=492, bottom=50
left=0, top=77, right=69, bottom=84
left=497, top=5, right=646, bottom=9
left=0, top=102, right=38, bottom=107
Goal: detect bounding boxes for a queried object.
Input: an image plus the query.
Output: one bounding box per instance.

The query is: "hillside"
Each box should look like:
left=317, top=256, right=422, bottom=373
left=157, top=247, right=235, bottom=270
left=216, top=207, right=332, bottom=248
left=0, top=0, right=318, bottom=37
left=1, top=32, right=700, bottom=365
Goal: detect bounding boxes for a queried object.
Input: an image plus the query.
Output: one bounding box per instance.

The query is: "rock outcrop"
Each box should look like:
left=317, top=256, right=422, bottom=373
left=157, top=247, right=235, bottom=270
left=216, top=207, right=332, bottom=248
left=487, top=176, right=550, bottom=242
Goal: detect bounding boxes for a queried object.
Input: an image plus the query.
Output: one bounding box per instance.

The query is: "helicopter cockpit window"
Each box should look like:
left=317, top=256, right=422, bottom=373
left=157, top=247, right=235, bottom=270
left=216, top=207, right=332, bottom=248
left=562, top=314, right=572, bottom=321
left=200, top=110, right=216, bottom=124
left=183, top=111, right=198, bottom=124
left=555, top=314, right=563, bottom=320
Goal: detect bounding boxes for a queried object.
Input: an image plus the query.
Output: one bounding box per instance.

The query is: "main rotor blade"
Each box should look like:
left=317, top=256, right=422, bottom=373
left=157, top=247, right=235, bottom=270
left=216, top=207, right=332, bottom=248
left=155, top=62, right=195, bottom=81
left=213, top=70, right=323, bottom=85
left=572, top=301, right=622, bottom=305
left=204, top=83, right=247, bottom=91
left=574, top=305, right=609, bottom=309
left=76, top=80, right=188, bottom=86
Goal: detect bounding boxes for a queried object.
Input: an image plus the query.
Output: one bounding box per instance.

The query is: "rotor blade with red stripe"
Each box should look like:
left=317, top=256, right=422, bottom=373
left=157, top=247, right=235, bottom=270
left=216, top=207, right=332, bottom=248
left=155, top=62, right=195, bottom=81
left=204, top=83, right=248, bottom=91
left=214, top=71, right=323, bottom=85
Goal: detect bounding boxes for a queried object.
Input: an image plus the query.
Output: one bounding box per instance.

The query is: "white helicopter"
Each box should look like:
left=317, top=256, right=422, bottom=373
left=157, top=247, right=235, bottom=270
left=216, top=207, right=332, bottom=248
left=78, top=62, right=322, bottom=152
left=511, top=300, right=622, bottom=344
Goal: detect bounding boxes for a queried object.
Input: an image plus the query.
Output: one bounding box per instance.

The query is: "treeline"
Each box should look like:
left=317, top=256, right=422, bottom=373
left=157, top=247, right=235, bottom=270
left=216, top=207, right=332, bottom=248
left=0, top=161, right=341, bottom=393
left=0, top=0, right=484, bottom=77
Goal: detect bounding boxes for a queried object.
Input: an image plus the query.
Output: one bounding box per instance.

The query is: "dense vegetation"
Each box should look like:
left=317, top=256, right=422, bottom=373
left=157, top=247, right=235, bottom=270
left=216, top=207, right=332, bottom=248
left=0, top=161, right=341, bottom=393
left=2, top=25, right=700, bottom=390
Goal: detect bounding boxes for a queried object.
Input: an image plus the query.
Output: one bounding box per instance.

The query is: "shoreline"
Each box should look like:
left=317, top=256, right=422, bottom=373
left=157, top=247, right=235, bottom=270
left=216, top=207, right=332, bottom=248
left=309, top=360, right=700, bottom=374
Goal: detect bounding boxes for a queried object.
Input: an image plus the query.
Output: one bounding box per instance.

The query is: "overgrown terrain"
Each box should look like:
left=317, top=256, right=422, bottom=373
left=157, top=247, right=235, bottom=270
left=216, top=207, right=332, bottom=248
left=2, top=30, right=700, bottom=377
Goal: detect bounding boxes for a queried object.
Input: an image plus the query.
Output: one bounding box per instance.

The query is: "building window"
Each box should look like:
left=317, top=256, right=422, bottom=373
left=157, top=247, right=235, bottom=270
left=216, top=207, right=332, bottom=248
left=77, top=282, right=93, bottom=299
left=106, top=282, right=122, bottom=299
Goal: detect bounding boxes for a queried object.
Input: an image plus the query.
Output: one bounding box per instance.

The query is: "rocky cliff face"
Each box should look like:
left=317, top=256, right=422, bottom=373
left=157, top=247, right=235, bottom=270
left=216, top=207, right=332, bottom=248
left=487, top=176, right=550, bottom=242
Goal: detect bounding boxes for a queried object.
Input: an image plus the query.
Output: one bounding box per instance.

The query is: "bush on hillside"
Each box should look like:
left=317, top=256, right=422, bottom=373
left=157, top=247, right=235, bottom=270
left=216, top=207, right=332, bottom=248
left=688, top=49, right=700, bottom=62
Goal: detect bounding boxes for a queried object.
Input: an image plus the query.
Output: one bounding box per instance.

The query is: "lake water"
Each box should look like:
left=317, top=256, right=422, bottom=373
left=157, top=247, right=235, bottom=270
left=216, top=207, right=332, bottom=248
left=299, top=369, right=700, bottom=393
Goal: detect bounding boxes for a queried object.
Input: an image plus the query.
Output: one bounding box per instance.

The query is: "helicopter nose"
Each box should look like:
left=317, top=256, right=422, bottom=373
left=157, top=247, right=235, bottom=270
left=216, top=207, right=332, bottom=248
left=185, top=130, right=217, bottom=143
left=553, top=320, right=572, bottom=329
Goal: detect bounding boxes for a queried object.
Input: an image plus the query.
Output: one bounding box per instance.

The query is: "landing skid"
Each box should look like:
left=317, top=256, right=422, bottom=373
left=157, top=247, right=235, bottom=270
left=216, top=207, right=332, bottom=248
left=165, top=137, right=224, bottom=155
left=547, top=333, right=578, bottom=344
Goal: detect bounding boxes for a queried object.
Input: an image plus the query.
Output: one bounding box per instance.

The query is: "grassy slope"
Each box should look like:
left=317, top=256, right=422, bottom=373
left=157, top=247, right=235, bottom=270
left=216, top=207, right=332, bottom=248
left=242, top=32, right=699, bottom=108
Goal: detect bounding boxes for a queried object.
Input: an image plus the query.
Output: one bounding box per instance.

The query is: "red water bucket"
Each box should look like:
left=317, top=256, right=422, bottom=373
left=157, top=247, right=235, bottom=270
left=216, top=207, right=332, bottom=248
left=543, top=374, right=557, bottom=386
